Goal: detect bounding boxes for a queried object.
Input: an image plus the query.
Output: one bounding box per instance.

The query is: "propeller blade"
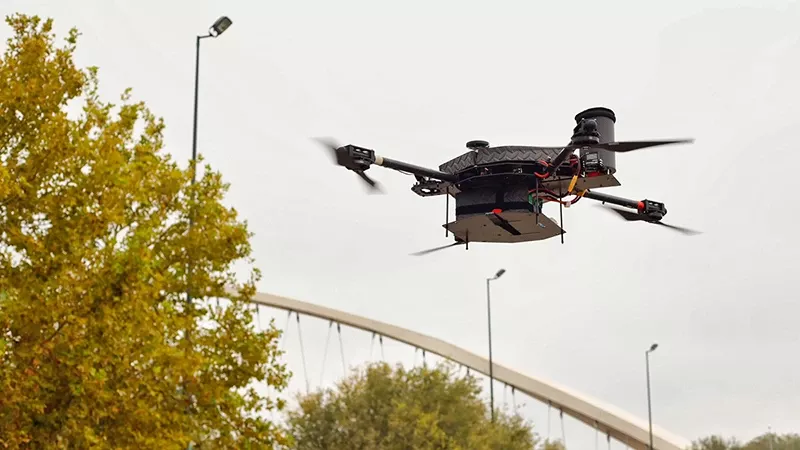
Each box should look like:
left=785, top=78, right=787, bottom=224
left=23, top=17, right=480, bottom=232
left=654, top=221, right=702, bottom=236
left=547, top=146, right=576, bottom=174
left=591, top=139, right=694, bottom=153
left=313, top=137, right=352, bottom=167
left=314, top=136, right=339, bottom=158
left=410, top=241, right=465, bottom=256
left=313, top=137, right=384, bottom=193
left=599, top=205, right=701, bottom=235
left=355, top=170, right=383, bottom=193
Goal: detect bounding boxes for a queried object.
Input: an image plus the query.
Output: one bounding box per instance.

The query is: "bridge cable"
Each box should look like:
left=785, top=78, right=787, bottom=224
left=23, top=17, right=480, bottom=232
left=379, top=335, right=385, bottom=361
left=272, top=309, right=291, bottom=420
left=547, top=401, right=552, bottom=441
left=595, top=420, right=599, bottom=450
left=337, top=323, right=346, bottom=375
left=503, top=383, right=507, bottom=410
left=414, top=347, right=419, bottom=366
left=280, top=311, right=292, bottom=348
left=370, top=332, right=376, bottom=360
left=319, top=321, right=333, bottom=386
left=422, top=349, right=427, bottom=366
left=560, top=409, right=567, bottom=449
left=511, top=386, right=516, bottom=411
left=607, top=433, right=611, bottom=450
left=296, top=314, right=310, bottom=394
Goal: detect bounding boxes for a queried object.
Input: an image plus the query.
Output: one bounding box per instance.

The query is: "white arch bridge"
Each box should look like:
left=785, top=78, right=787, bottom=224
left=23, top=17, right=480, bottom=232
left=229, top=288, right=689, bottom=450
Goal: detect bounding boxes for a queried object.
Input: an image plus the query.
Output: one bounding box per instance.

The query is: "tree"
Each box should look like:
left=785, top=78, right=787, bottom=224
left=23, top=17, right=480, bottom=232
left=690, top=435, right=743, bottom=450
left=690, top=432, right=800, bottom=450
left=0, top=14, right=289, bottom=448
left=286, top=361, right=538, bottom=450
left=541, top=440, right=566, bottom=450
left=745, top=433, right=800, bottom=450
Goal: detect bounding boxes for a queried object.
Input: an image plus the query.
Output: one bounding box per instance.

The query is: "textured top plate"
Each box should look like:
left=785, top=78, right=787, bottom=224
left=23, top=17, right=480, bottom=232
left=438, top=146, right=567, bottom=174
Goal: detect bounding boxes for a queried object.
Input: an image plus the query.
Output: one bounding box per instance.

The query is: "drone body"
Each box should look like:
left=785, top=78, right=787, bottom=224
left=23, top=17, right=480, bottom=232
left=319, top=107, right=698, bottom=255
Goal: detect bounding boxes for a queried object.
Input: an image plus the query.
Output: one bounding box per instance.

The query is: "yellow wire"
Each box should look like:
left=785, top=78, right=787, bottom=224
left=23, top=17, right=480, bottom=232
left=567, top=175, right=579, bottom=193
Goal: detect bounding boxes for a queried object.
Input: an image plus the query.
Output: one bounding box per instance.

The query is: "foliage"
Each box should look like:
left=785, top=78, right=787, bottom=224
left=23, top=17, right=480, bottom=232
left=286, top=361, right=539, bottom=450
left=540, top=440, right=566, bottom=450
left=690, top=432, right=800, bottom=450
left=690, top=435, right=743, bottom=450
left=0, top=13, right=289, bottom=449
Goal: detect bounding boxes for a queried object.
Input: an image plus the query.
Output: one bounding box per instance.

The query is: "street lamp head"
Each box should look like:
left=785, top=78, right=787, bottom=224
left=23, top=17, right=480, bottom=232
left=649, top=343, right=658, bottom=352
left=495, top=269, right=506, bottom=279
left=209, top=16, right=233, bottom=37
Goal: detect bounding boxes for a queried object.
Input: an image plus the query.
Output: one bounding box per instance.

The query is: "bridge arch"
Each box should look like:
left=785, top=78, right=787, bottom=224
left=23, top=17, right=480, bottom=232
left=232, top=288, right=689, bottom=450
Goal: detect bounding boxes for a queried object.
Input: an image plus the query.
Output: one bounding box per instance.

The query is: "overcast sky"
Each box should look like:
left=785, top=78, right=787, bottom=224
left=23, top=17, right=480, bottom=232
left=3, top=0, right=799, bottom=446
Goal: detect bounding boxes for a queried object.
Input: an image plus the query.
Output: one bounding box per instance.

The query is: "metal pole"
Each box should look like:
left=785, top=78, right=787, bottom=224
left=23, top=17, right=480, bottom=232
left=646, top=350, right=654, bottom=449
left=184, top=36, right=204, bottom=450
left=486, top=277, right=495, bottom=423
left=187, top=35, right=204, bottom=305
left=184, top=19, right=230, bottom=449
left=191, top=35, right=202, bottom=185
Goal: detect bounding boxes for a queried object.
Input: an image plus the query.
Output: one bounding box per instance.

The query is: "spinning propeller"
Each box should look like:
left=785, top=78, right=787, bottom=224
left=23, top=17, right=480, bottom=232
left=589, top=139, right=695, bottom=153
left=409, top=241, right=465, bottom=256
left=314, top=137, right=383, bottom=193
left=544, top=138, right=695, bottom=178
left=598, top=205, right=701, bottom=236
left=568, top=118, right=694, bottom=153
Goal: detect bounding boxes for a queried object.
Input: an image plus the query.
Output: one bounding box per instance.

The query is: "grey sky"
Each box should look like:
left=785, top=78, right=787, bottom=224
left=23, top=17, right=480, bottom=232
left=4, top=0, right=799, bottom=445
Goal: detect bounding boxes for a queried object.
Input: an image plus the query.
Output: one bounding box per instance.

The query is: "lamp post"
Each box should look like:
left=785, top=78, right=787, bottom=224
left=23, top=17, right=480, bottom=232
left=486, top=268, right=506, bottom=422
left=645, top=343, right=658, bottom=449
left=186, top=23, right=232, bottom=448
left=187, top=16, right=232, bottom=306
left=191, top=15, right=233, bottom=184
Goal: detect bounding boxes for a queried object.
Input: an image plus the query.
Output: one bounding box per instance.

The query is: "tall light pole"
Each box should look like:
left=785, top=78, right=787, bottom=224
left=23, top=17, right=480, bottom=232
left=186, top=23, right=232, bottom=448
left=645, top=343, right=658, bottom=449
left=187, top=16, right=232, bottom=305
left=486, top=268, right=506, bottom=423
left=191, top=15, right=233, bottom=185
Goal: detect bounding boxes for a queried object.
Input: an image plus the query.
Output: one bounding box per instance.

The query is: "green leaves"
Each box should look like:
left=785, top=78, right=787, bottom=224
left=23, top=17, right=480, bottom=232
left=690, top=433, right=800, bottom=450
left=287, top=361, right=538, bottom=450
left=0, top=13, right=289, bottom=449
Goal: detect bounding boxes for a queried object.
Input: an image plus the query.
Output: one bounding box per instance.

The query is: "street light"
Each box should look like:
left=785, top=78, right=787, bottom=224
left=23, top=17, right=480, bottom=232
left=646, top=343, right=658, bottom=449
left=486, top=268, right=505, bottom=422
left=210, top=16, right=232, bottom=37
left=187, top=16, right=232, bottom=306
left=191, top=15, right=233, bottom=184
left=186, top=20, right=234, bottom=448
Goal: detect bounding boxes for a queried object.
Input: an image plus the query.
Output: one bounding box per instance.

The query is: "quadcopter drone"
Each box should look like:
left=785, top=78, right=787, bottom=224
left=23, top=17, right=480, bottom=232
left=318, top=107, right=699, bottom=255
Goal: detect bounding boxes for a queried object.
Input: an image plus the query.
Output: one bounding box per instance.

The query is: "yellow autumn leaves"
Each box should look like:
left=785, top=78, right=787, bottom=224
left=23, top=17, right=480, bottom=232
left=0, top=13, right=289, bottom=449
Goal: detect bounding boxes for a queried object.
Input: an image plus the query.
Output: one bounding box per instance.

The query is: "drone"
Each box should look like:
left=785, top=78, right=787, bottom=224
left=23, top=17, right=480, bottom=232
left=317, top=107, right=700, bottom=256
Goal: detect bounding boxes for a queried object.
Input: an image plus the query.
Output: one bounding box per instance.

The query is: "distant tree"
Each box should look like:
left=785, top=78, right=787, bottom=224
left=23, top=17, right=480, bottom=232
left=690, top=435, right=743, bottom=450
left=743, top=432, right=800, bottom=450
left=690, top=432, right=800, bottom=450
left=286, top=361, right=539, bottom=450
left=541, top=439, right=566, bottom=450
left=0, top=13, right=288, bottom=448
